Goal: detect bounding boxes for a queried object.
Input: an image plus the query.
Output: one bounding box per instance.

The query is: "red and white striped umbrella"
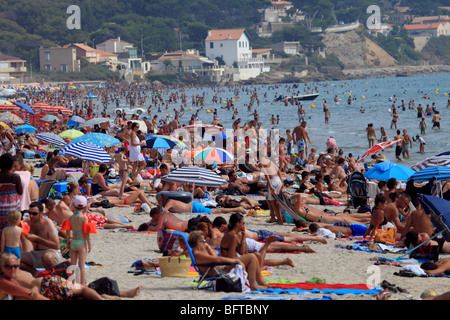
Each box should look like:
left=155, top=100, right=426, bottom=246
left=360, top=139, right=401, bottom=161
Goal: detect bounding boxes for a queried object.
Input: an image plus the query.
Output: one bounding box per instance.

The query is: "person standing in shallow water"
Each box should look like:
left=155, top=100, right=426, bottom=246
left=366, top=123, right=376, bottom=148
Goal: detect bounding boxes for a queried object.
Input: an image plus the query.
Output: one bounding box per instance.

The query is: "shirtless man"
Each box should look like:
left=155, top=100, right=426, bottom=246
left=292, top=121, right=312, bottom=161
left=20, top=202, right=62, bottom=277
left=397, top=200, right=434, bottom=248
left=421, top=258, right=450, bottom=275
left=432, top=111, right=441, bottom=130
left=152, top=163, right=177, bottom=192
left=384, top=193, right=411, bottom=234
left=402, top=129, right=413, bottom=158
left=157, top=194, right=245, bottom=215
left=394, top=130, right=404, bottom=161
left=215, top=194, right=259, bottom=210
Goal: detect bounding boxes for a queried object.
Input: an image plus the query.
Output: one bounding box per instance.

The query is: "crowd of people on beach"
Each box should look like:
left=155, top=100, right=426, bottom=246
left=0, top=81, right=449, bottom=300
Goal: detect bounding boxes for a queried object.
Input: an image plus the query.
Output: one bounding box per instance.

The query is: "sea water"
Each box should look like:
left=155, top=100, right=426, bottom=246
left=106, top=72, right=450, bottom=168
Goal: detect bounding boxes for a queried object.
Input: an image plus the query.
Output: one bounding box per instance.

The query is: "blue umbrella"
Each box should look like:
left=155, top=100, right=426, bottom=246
left=418, top=194, right=450, bottom=241
left=409, top=166, right=450, bottom=182
left=13, top=102, right=35, bottom=115
left=61, top=142, right=111, bottom=163
left=364, top=161, right=415, bottom=181
left=68, top=132, right=121, bottom=148
left=67, top=120, right=78, bottom=129
left=14, top=124, right=37, bottom=133
left=146, top=135, right=185, bottom=149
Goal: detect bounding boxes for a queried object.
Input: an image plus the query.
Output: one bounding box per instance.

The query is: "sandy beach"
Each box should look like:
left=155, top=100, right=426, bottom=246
left=29, top=164, right=448, bottom=302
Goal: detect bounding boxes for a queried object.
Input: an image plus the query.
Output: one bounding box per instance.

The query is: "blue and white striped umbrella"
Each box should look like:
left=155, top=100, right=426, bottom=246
left=35, top=132, right=67, bottom=147
left=411, top=155, right=450, bottom=171
left=409, top=166, right=450, bottom=182
left=61, top=142, right=111, bottom=163
left=161, top=166, right=227, bottom=187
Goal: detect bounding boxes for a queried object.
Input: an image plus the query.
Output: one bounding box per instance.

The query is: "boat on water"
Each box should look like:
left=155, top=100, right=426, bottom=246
left=291, top=93, right=319, bottom=101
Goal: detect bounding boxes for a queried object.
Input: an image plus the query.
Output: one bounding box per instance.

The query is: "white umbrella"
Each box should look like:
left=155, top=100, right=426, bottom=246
left=79, top=117, right=110, bottom=128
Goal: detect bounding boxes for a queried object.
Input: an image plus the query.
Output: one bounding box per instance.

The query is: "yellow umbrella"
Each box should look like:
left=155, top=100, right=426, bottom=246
left=59, top=129, right=84, bottom=139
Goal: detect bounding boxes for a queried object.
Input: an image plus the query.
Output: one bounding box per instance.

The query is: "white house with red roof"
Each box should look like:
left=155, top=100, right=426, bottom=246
left=205, top=28, right=269, bottom=80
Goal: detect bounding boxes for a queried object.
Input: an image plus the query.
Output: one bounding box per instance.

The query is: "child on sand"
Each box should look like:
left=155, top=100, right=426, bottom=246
left=0, top=210, right=26, bottom=262
left=62, top=196, right=95, bottom=285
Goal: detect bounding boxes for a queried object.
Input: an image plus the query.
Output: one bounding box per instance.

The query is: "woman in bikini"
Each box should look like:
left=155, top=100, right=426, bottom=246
left=219, top=213, right=268, bottom=290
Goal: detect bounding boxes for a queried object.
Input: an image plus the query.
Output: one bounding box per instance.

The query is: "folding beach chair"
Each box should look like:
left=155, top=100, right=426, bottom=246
left=172, top=230, right=232, bottom=290
left=37, top=180, right=57, bottom=202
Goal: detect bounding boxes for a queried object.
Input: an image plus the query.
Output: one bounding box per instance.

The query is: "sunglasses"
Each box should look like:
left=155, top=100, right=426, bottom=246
left=199, top=239, right=207, bottom=243
left=4, top=264, right=19, bottom=270
left=29, top=211, right=40, bottom=216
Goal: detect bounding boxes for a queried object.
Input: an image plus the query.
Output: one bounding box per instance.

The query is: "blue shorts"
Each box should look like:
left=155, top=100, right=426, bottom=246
left=249, top=229, right=284, bottom=242
left=4, top=246, right=21, bottom=259
left=191, top=202, right=212, bottom=214
left=334, top=223, right=367, bottom=236
left=296, top=140, right=305, bottom=152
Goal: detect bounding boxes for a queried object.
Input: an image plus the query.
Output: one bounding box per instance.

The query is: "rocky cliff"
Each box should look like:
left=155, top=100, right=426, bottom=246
left=321, top=29, right=398, bottom=69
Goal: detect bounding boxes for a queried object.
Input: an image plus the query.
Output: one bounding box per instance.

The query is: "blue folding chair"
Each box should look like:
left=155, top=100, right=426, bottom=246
left=172, top=230, right=232, bottom=290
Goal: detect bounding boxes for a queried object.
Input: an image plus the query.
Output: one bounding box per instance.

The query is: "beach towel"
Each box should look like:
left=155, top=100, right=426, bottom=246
left=256, top=281, right=380, bottom=295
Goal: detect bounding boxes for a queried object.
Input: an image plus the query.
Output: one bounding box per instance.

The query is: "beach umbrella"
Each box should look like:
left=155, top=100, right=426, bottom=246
left=13, top=102, right=34, bottom=115
left=0, top=112, right=23, bottom=124
left=40, top=115, right=60, bottom=122
left=68, top=132, right=120, bottom=148
left=360, top=139, right=400, bottom=161
left=409, top=166, right=450, bottom=182
left=418, top=194, right=450, bottom=241
left=162, top=165, right=227, bottom=188
left=411, top=155, right=450, bottom=171
left=67, top=120, right=78, bottom=129
left=61, top=142, right=111, bottom=163
left=364, top=161, right=415, bottom=181
left=79, top=117, right=110, bottom=128
left=194, top=147, right=234, bottom=164
left=146, top=135, right=186, bottom=150
left=0, top=89, right=16, bottom=96
left=35, top=132, right=67, bottom=147
left=71, top=115, right=85, bottom=123
left=59, top=129, right=84, bottom=139
left=0, top=121, right=11, bottom=130
left=14, top=124, right=37, bottom=133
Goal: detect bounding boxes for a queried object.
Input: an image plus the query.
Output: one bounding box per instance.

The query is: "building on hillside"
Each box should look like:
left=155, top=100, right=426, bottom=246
left=411, top=15, right=450, bottom=24
left=153, top=49, right=224, bottom=82
left=64, top=43, right=98, bottom=63
left=205, top=28, right=269, bottom=81
left=404, top=21, right=450, bottom=37
left=39, top=47, right=80, bottom=72
left=256, top=0, right=304, bottom=37
left=272, top=41, right=301, bottom=55
left=95, top=37, right=134, bottom=54
left=388, top=6, right=414, bottom=24
left=0, top=54, right=26, bottom=83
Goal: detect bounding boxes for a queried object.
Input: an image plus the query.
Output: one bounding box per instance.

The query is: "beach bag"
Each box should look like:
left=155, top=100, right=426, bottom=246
left=214, top=273, right=242, bottom=293
left=374, top=227, right=397, bottom=244
left=88, top=277, right=120, bottom=296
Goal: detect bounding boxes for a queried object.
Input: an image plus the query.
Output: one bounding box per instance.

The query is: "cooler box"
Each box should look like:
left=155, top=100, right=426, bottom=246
left=53, top=181, right=69, bottom=193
